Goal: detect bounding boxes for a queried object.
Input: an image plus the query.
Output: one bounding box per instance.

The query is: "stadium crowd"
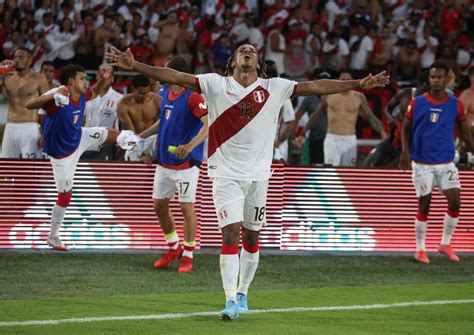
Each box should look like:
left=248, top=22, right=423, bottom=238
left=0, top=0, right=473, bottom=166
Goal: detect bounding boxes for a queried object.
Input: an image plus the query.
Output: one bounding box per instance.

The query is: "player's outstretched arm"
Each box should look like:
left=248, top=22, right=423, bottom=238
left=295, top=71, right=390, bottom=97
left=26, top=86, right=69, bottom=110
left=106, top=47, right=198, bottom=91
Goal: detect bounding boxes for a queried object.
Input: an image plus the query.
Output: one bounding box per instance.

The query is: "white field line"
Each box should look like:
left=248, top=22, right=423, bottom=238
left=0, top=299, right=473, bottom=327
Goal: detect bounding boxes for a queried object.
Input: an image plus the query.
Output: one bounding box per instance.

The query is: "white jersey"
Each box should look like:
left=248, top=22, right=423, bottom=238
left=196, top=74, right=296, bottom=181
left=84, top=87, right=123, bottom=129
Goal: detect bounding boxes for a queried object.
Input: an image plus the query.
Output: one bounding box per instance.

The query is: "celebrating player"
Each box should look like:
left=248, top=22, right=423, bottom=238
left=0, top=48, right=49, bottom=158
left=400, top=62, right=474, bottom=264
left=25, top=64, right=140, bottom=251
left=106, top=44, right=389, bottom=320
left=140, top=55, right=208, bottom=273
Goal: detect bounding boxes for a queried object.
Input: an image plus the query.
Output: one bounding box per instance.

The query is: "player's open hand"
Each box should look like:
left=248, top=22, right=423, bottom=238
left=106, top=47, right=135, bottom=70
left=399, top=151, right=411, bottom=171
left=360, top=71, right=390, bottom=90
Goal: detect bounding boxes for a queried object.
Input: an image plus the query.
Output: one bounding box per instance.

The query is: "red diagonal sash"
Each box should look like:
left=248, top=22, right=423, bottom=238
left=208, top=85, right=270, bottom=158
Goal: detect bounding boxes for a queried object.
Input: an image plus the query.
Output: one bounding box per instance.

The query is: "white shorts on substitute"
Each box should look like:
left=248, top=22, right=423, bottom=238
left=50, top=127, right=108, bottom=193
left=324, top=133, right=357, bottom=167
left=412, top=161, right=461, bottom=197
left=152, top=165, right=200, bottom=203
left=1, top=122, right=43, bottom=159
left=212, top=178, right=269, bottom=231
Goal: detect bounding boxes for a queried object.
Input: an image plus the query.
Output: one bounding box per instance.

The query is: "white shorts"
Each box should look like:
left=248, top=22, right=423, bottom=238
left=212, top=178, right=269, bottom=231
left=50, top=127, right=108, bottom=192
left=152, top=165, right=200, bottom=203
left=124, top=135, right=157, bottom=161
left=412, top=161, right=461, bottom=197
left=1, top=122, right=43, bottom=159
left=324, top=133, right=357, bottom=167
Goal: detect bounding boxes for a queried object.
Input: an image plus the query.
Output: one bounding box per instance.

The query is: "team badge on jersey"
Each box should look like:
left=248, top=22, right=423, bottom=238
left=430, top=112, right=439, bottom=123
left=219, top=209, right=228, bottom=220
left=73, top=114, right=80, bottom=124
left=253, top=90, right=265, bottom=103
left=165, top=109, right=172, bottom=120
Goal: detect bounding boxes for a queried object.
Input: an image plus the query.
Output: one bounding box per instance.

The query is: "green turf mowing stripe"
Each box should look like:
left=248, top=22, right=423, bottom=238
left=1, top=299, right=473, bottom=327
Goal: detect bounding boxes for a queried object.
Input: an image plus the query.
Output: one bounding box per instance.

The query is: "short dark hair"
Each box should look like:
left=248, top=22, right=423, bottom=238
left=15, top=46, right=32, bottom=56
left=131, top=74, right=150, bottom=88
left=167, top=55, right=192, bottom=74
left=41, top=60, right=55, bottom=70
left=60, top=64, right=85, bottom=85
left=429, top=62, right=450, bottom=74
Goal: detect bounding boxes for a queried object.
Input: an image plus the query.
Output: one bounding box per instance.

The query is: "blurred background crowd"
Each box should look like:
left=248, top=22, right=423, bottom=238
left=0, top=0, right=473, bottom=166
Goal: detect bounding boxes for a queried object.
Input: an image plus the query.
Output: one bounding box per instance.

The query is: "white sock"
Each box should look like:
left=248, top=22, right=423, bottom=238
left=183, top=240, right=195, bottom=259
left=237, top=248, right=259, bottom=296
left=415, top=220, right=427, bottom=251
left=49, top=204, right=66, bottom=238
left=220, top=254, right=239, bottom=302
left=165, top=231, right=179, bottom=250
left=441, top=213, right=458, bottom=245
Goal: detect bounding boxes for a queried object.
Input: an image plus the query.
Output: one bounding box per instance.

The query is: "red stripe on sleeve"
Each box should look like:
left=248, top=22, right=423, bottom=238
left=187, top=92, right=208, bottom=118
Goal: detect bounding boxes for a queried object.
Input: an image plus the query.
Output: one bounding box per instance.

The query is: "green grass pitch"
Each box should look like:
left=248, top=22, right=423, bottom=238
left=0, top=252, right=472, bottom=334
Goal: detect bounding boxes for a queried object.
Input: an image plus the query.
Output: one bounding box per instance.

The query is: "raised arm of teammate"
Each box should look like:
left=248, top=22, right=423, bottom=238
left=295, top=71, right=390, bottom=97
left=106, top=47, right=197, bottom=90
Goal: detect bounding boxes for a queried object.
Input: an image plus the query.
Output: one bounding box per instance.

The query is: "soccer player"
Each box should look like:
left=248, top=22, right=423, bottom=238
left=139, top=56, right=208, bottom=273
left=0, top=48, right=49, bottom=158
left=400, top=62, right=474, bottom=264
left=25, top=64, right=138, bottom=251
left=106, top=44, right=389, bottom=320
left=305, top=70, right=387, bottom=166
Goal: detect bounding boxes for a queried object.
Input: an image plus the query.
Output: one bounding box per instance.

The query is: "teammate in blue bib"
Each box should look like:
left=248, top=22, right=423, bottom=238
left=26, top=64, right=133, bottom=251
left=139, top=56, right=208, bottom=272
left=401, top=62, right=473, bottom=264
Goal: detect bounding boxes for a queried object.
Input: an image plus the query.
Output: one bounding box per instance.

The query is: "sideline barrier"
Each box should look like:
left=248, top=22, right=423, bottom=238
left=1, top=160, right=473, bottom=252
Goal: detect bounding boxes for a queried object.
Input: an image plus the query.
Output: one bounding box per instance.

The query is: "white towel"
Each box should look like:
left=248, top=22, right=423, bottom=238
left=42, top=86, right=70, bottom=107
left=116, top=130, right=144, bottom=151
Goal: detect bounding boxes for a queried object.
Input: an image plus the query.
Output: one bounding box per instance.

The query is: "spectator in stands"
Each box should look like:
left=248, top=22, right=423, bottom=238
left=129, top=29, right=154, bottom=65
left=457, top=36, right=473, bottom=88
left=349, top=23, right=374, bottom=78
left=33, top=12, right=56, bottom=35
left=305, top=21, right=325, bottom=74
left=370, top=26, right=394, bottom=73
left=416, top=25, right=438, bottom=70
left=210, top=32, right=233, bottom=70
left=322, top=31, right=350, bottom=78
left=34, top=0, right=52, bottom=23
left=437, top=44, right=458, bottom=78
left=264, top=17, right=288, bottom=75
left=284, top=19, right=307, bottom=78
left=49, top=17, right=79, bottom=68
left=392, top=39, right=421, bottom=87
left=230, top=12, right=255, bottom=47
left=3, top=30, right=25, bottom=59
left=153, top=11, right=181, bottom=67
left=94, top=15, right=117, bottom=65
left=74, top=11, right=96, bottom=69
